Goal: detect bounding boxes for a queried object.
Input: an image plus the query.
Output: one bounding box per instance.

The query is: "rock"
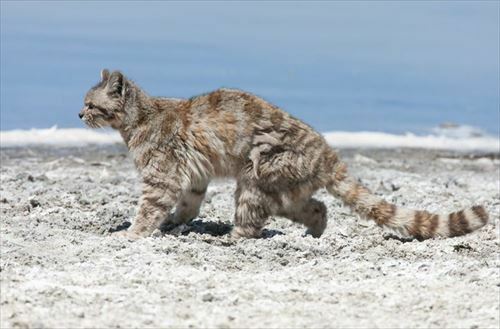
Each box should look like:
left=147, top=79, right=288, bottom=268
left=202, top=293, right=214, bottom=302
left=280, top=259, right=289, bottom=266
left=29, top=199, right=41, bottom=208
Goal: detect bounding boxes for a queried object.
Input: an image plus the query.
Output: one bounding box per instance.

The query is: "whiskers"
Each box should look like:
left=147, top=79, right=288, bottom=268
left=88, top=121, right=103, bottom=128
left=84, top=113, right=107, bottom=128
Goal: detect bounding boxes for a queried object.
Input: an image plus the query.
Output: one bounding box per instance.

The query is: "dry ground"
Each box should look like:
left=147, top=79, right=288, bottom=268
left=1, top=146, right=499, bottom=328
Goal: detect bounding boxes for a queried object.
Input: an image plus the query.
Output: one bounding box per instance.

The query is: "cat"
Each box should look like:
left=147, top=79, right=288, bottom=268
left=79, top=69, right=489, bottom=240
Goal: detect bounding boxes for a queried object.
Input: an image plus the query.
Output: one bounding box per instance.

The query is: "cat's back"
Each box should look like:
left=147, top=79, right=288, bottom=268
left=188, top=88, right=310, bottom=132
left=188, top=88, right=265, bottom=115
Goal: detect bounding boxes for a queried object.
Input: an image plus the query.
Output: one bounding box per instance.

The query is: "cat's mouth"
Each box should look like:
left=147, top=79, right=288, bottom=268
left=80, top=112, right=110, bottom=128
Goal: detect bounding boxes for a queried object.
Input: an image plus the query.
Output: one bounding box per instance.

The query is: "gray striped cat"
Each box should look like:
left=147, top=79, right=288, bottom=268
left=79, top=70, right=489, bottom=240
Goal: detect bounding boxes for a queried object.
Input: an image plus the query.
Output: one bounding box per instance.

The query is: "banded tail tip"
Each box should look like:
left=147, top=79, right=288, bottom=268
left=393, top=205, right=489, bottom=240
left=443, top=205, right=488, bottom=238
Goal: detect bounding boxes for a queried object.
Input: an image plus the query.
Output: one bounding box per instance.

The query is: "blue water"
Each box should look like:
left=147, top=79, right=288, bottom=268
left=1, top=2, right=499, bottom=135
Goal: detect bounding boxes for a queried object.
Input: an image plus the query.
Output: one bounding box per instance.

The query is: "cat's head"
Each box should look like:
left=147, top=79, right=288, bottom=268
left=79, top=69, right=127, bottom=129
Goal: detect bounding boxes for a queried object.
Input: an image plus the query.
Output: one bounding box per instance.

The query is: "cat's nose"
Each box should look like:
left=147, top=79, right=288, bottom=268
left=79, top=113, right=84, bottom=119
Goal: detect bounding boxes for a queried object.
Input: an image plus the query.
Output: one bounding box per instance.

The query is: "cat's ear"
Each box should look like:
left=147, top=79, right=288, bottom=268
left=100, top=69, right=110, bottom=82
left=107, top=71, right=124, bottom=96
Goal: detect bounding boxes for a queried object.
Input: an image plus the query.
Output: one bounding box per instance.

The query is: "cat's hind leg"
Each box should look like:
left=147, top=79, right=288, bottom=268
left=279, top=198, right=327, bottom=238
left=231, top=182, right=279, bottom=239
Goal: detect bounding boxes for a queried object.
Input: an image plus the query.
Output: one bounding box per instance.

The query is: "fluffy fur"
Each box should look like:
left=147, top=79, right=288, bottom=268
left=80, top=70, right=489, bottom=240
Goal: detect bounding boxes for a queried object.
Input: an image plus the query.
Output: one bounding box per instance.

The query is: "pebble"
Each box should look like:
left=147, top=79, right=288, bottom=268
left=202, top=293, right=214, bottom=302
left=29, top=199, right=41, bottom=208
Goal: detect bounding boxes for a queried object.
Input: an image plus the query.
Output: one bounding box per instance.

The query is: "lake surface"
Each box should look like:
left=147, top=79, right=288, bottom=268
left=1, top=1, right=498, bottom=135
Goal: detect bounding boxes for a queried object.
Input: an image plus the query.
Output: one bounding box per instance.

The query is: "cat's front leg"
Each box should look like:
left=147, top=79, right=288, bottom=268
left=114, top=173, right=183, bottom=239
left=171, top=183, right=208, bottom=225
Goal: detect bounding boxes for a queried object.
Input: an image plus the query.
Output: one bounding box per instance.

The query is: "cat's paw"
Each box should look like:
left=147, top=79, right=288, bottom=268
left=303, top=228, right=323, bottom=238
left=230, top=226, right=262, bottom=239
left=111, top=230, right=143, bottom=241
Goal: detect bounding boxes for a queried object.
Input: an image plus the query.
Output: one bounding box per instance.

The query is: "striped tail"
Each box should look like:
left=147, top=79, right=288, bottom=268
left=327, top=162, right=489, bottom=239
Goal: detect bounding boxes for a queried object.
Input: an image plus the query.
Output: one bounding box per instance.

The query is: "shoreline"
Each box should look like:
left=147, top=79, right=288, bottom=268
left=1, top=126, right=499, bottom=152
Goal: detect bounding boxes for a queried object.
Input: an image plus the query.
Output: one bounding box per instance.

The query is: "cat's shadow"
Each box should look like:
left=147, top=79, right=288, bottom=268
left=110, top=219, right=284, bottom=239
left=160, top=219, right=232, bottom=237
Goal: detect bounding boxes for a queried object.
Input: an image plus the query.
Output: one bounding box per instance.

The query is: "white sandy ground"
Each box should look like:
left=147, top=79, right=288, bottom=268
left=0, top=146, right=499, bottom=328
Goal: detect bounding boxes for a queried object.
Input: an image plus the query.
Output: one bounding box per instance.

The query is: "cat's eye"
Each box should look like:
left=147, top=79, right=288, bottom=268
left=87, top=104, right=94, bottom=109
